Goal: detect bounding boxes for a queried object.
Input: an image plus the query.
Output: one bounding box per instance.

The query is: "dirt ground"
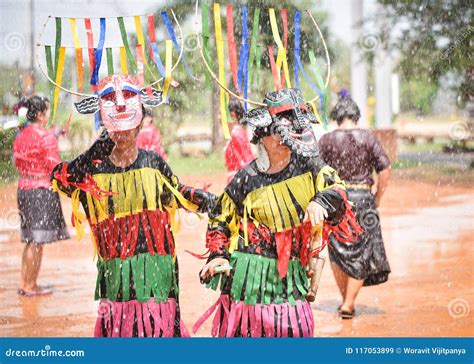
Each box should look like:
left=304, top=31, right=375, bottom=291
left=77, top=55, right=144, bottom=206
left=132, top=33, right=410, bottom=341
left=0, top=171, right=472, bottom=337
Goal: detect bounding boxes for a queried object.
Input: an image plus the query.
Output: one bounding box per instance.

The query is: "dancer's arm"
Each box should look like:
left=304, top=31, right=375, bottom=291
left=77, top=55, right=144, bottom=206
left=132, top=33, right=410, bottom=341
left=370, top=133, right=391, bottom=208
left=199, top=192, right=241, bottom=282
left=50, top=130, right=115, bottom=197
left=308, top=163, right=347, bottom=226
left=374, top=168, right=391, bottom=208
left=153, top=155, right=217, bottom=213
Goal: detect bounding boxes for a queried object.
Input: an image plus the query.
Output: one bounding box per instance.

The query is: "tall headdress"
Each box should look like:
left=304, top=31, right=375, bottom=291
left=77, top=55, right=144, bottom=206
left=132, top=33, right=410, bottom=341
left=36, top=10, right=188, bottom=130
left=193, top=1, right=331, bottom=142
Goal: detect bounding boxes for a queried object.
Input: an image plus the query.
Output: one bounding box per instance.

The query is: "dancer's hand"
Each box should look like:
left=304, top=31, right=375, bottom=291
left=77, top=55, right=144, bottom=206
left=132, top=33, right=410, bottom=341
left=200, top=258, right=231, bottom=280
left=304, top=201, right=328, bottom=227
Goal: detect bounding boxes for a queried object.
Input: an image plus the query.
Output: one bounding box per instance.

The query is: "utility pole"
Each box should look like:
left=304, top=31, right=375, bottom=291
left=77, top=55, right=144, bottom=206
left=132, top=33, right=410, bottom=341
left=26, top=0, right=35, bottom=95
left=350, top=0, right=368, bottom=127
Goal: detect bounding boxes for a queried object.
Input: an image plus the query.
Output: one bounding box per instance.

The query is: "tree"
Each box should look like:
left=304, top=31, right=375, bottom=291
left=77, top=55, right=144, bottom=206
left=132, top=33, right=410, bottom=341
left=149, top=0, right=332, bottom=151
left=371, top=0, right=473, bottom=107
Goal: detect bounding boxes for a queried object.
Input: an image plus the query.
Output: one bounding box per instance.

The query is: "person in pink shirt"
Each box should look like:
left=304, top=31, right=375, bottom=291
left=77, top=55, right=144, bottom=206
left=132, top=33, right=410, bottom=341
left=13, top=96, right=69, bottom=297
left=224, top=100, right=254, bottom=182
left=136, top=107, right=167, bottom=159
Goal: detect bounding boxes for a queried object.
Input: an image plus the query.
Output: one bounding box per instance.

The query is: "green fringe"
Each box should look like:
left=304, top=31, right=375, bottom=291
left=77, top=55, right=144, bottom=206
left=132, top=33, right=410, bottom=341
left=95, top=253, right=178, bottom=303
left=207, top=252, right=308, bottom=306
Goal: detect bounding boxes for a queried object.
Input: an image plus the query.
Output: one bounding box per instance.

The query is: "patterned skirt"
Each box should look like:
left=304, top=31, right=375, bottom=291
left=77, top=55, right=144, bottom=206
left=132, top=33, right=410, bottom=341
left=17, top=188, right=70, bottom=244
left=328, top=188, right=390, bottom=286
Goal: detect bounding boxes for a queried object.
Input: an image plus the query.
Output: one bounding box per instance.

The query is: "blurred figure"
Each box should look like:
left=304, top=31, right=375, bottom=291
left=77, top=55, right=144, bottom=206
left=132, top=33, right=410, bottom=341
left=136, top=107, right=167, bottom=159
left=318, top=95, right=391, bottom=319
left=224, top=99, right=254, bottom=182
left=13, top=95, right=69, bottom=297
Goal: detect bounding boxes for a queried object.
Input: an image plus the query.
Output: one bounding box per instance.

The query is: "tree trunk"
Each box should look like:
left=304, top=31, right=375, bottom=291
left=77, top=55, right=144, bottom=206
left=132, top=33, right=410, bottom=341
left=211, top=83, right=225, bottom=151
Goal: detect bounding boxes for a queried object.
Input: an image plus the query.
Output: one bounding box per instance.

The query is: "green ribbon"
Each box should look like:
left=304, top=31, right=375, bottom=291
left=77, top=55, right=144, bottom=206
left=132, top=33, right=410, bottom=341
left=201, top=0, right=213, bottom=87
left=54, top=17, right=62, bottom=76
left=247, top=8, right=261, bottom=90
left=117, top=17, right=137, bottom=74
left=45, top=46, right=55, bottom=123
left=106, top=48, right=114, bottom=75
left=308, top=49, right=328, bottom=123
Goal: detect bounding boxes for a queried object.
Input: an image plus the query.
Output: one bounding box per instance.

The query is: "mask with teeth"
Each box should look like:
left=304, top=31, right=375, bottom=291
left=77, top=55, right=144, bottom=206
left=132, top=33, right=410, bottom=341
left=242, top=88, right=319, bottom=158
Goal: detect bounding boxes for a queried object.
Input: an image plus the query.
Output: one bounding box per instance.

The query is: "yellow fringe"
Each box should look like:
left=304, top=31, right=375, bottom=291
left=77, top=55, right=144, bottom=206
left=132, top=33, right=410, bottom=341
left=315, top=165, right=346, bottom=192
left=83, top=167, right=198, bottom=224
left=241, top=172, right=315, bottom=233
left=211, top=192, right=241, bottom=254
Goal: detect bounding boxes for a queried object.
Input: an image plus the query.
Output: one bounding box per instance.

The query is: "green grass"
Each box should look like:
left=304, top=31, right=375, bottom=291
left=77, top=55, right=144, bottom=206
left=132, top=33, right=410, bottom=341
left=0, top=160, right=18, bottom=186
left=167, top=151, right=225, bottom=177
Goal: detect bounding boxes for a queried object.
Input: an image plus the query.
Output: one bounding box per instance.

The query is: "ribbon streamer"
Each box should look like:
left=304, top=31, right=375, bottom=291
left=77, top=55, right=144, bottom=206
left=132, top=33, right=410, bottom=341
left=213, top=3, right=231, bottom=139
left=69, top=18, right=84, bottom=92
left=45, top=46, right=55, bottom=123
left=91, top=18, right=106, bottom=86
left=54, top=17, right=62, bottom=76
left=279, top=8, right=288, bottom=87
left=117, top=17, right=137, bottom=74
left=51, top=47, right=66, bottom=124
left=226, top=5, right=239, bottom=92
left=247, top=8, right=260, bottom=91
left=162, top=40, right=173, bottom=99
left=294, top=10, right=301, bottom=88
left=237, top=5, right=249, bottom=109
left=134, top=16, right=147, bottom=63
left=136, top=44, right=145, bottom=86
left=106, top=48, right=114, bottom=75
left=267, top=46, right=281, bottom=91
left=148, top=14, right=166, bottom=78
left=119, top=47, right=128, bottom=74
left=84, top=18, right=95, bottom=89
left=293, top=12, right=326, bottom=124
left=161, top=11, right=198, bottom=80
left=308, top=50, right=328, bottom=126
left=268, top=8, right=291, bottom=89
left=133, top=15, right=158, bottom=81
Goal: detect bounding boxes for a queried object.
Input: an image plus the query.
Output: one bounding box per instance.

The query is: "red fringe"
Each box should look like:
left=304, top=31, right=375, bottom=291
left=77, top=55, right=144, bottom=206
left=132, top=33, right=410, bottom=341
left=54, top=162, right=115, bottom=199
left=91, top=209, right=175, bottom=260
left=185, top=229, right=229, bottom=260
left=310, top=188, right=364, bottom=256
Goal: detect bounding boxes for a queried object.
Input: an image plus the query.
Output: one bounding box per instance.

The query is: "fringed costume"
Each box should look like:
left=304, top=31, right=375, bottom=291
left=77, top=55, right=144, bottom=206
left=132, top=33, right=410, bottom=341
left=51, top=75, right=215, bottom=337
left=193, top=88, right=362, bottom=337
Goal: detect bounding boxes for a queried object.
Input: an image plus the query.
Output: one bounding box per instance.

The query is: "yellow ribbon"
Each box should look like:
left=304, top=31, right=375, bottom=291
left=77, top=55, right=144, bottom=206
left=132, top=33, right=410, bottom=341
left=162, top=40, right=172, bottom=99
left=120, top=47, right=128, bottom=75
left=308, top=101, right=323, bottom=124
left=134, top=16, right=147, bottom=64
left=269, top=8, right=291, bottom=88
left=214, top=3, right=231, bottom=139
left=69, top=18, right=83, bottom=92
left=71, top=189, right=86, bottom=241
left=52, top=47, right=66, bottom=122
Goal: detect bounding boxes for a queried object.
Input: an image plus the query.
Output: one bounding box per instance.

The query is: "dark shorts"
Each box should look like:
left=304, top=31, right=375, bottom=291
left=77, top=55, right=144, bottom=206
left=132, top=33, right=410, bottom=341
left=17, top=188, right=70, bottom=244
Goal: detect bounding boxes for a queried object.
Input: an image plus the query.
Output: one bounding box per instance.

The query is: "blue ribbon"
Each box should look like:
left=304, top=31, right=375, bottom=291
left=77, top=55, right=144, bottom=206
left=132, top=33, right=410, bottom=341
left=160, top=11, right=198, bottom=80
left=293, top=12, right=326, bottom=124
left=151, top=42, right=167, bottom=78
left=294, top=10, right=301, bottom=89
left=91, top=18, right=106, bottom=86
left=91, top=18, right=106, bottom=130
left=237, top=6, right=249, bottom=110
